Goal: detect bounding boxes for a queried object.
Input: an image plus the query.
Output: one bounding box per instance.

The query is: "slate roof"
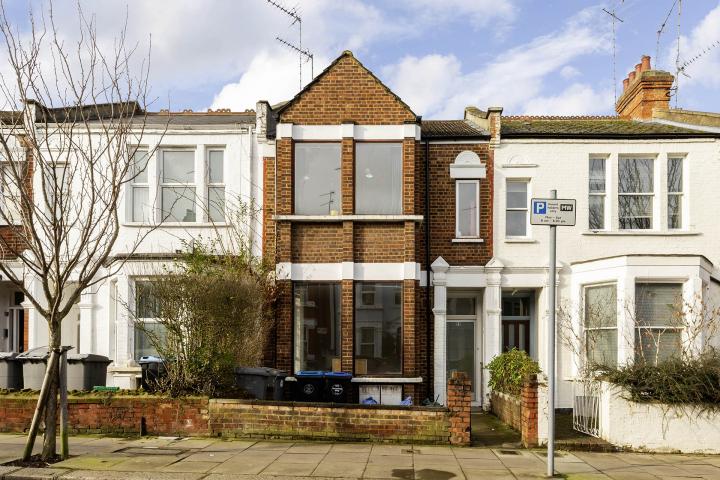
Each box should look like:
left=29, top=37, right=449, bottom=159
left=501, top=116, right=719, bottom=138
left=421, top=120, right=489, bottom=139
left=144, top=111, right=255, bottom=126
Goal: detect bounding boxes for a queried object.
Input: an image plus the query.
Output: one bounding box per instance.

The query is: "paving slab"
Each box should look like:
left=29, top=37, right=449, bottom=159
left=246, top=441, right=294, bottom=452
left=179, top=450, right=235, bottom=462
left=209, top=455, right=279, bottom=475
left=201, top=440, right=256, bottom=452
left=456, top=457, right=506, bottom=469
left=462, top=468, right=514, bottom=480
left=261, top=462, right=318, bottom=476
left=167, top=438, right=219, bottom=449
left=311, top=460, right=366, bottom=478
left=451, top=447, right=498, bottom=459
left=274, top=453, right=325, bottom=465
left=369, top=445, right=413, bottom=456
left=319, top=451, right=370, bottom=463
left=367, top=454, right=413, bottom=467
left=0, top=466, right=21, bottom=476
left=105, top=455, right=179, bottom=471
left=286, top=443, right=332, bottom=454
left=330, top=443, right=373, bottom=453
left=413, top=466, right=465, bottom=479
left=362, top=464, right=414, bottom=479
left=160, top=460, right=219, bottom=473
left=52, top=455, right=128, bottom=470
left=4, top=467, right=69, bottom=479
left=60, top=470, right=204, bottom=480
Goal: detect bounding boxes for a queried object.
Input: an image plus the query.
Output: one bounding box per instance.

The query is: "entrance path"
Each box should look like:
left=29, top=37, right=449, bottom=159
left=0, top=433, right=720, bottom=479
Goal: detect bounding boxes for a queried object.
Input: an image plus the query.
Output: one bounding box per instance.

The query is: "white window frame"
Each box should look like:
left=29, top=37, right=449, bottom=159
left=505, top=179, right=529, bottom=238
left=0, top=162, right=22, bottom=226
left=588, top=157, right=607, bottom=231
left=455, top=179, right=480, bottom=239
left=206, top=148, right=226, bottom=223
left=128, top=148, right=150, bottom=223
left=159, top=148, right=197, bottom=224
left=617, top=157, right=655, bottom=230
left=667, top=156, right=684, bottom=230
left=582, top=283, right=618, bottom=368
left=132, top=279, right=164, bottom=360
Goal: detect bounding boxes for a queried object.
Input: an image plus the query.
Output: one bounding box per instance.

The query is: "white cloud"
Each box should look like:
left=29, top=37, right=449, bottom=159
left=667, top=3, right=720, bottom=89
left=384, top=7, right=611, bottom=118
left=522, top=84, right=613, bottom=115
left=560, top=65, right=581, bottom=79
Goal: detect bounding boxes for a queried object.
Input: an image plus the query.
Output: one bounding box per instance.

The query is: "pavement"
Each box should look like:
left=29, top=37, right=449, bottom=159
left=0, top=433, right=719, bottom=479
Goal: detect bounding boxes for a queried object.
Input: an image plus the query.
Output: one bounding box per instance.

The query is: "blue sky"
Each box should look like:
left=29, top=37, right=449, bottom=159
left=5, top=0, right=720, bottom=118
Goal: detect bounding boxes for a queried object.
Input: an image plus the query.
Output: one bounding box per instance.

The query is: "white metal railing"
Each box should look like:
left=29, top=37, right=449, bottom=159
left=572, top=378, right=601, bottom=437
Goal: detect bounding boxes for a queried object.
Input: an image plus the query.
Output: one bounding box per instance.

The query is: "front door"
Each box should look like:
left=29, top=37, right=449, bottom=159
left=501, top=294, right=531, bottom=353
left=446, top=294, right=482, bottom=403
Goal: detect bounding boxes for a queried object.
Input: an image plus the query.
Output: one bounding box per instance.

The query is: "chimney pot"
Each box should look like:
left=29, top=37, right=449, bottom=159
left=628, top=71, right=636, bottom=82
left=641, top=55, right=651, bottom=71
left=635, top=63, right=642, bottom=75
left=623, top=78, right=629, bottom=91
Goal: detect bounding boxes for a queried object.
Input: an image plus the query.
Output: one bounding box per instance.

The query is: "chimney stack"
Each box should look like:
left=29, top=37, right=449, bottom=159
left=616, top=55, right=674, bottom=120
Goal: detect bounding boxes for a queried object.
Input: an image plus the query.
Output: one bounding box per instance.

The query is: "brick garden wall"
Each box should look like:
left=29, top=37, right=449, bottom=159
left=490, top=375, right=539, bottom=447
left=0, top=376, right=472, bottom=445
left=491, top=391, right=522, bottom=431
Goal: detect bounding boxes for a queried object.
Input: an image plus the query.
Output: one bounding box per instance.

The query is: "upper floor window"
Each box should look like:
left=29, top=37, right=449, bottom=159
left=584, top=284, right=617, bottom=368
left=0, top=163, right=21, bottom=225
left=207, top=149, right=225, bottom=222
left=506, top=180, right=528, bottom=237
left=161, top=150, right=196, bottom=222
left=456, top=180, right=479, bottom=238
left=355, top=143, right=402, bottom=214
left=667, top=157, right=683, bottom=229
left=618, top=157, right=654, bottom=230
left=130, top=149, right=151, bottom=223
left=294, top=143, right=341, bottom=215
left=588, top=158, right=606, bottom=230
left=635, top=283, right=683, bottom=365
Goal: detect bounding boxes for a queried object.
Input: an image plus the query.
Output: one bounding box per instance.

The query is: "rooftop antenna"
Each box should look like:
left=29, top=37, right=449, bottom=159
left=656, top=0, right=679, bottom=68
left=673, top=0, right=682, bottom=107
left=603, top=2, right=624, bottom=103
left=266, top=0, right=314, bottom=89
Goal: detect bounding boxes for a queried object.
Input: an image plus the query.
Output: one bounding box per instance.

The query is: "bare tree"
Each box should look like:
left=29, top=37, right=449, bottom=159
left=0, top=4, right=165, bottom=461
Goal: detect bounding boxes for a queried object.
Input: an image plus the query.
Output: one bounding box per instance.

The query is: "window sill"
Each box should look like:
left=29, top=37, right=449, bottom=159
left=504, top=238, right=537, bottom=243
left=351, top=377, right=423, bottom=384
left=274, top=215, right=423, bottom=222
left=452, top=238, right=484, bottom=243
left=123, top=222, right=229, bottom=228
left=582, top=230, right=700, bottom=236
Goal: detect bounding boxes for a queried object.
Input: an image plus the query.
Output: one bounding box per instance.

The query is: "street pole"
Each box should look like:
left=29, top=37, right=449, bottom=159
left=547, top=189, right=557, bottom=478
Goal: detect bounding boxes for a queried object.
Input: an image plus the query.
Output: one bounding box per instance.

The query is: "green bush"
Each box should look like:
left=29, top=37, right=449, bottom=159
left=487, top=349, right=540, bottom=396
left=602, top=351, right=720, bottom=408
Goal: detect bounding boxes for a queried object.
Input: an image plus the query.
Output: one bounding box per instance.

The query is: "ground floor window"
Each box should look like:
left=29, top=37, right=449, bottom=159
left=584, top=284, right=618, bottom=367
left=501, top=294, right=531, bottom=353
left=293, top=282, right=341, bottom=372
left=354, top=282, right=402, bottom=375
left=133, top=280, right=166, bottom=360
left=635, top=283, right=683, bottom=365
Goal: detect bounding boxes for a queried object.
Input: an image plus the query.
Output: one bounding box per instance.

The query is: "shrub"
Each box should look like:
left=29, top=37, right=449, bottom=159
left=602, top=351, right=720, bottom=408
left=487, top=349, right=540, bottom=396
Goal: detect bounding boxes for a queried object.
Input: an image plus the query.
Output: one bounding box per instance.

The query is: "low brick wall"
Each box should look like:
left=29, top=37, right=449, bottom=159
left=0, top=375, right=473, bottom=445
left=0, top=395, right=208, bottom=436
left=490, top=374, right=539, bottom=447
left=210, top=400, right=449, bottom=444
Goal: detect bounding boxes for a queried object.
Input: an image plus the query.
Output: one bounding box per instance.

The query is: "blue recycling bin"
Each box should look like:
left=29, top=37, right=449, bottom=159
left=292, top=371, right=325, bottom=402
left=324, top=371, right=352, bottom=403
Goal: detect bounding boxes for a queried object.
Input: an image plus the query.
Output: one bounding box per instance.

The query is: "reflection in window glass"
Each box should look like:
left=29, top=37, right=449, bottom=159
left=456, top=181, right=479, bottom=237
left=506, top=180, right=528, bottom=236
left=134, top=281, right=166, bottom=360
left=161, top=150, right=196, bottom=222
left=294, top=143, right=342, bottom=215
left=667, top=157, right=683, bottom=229
left=355, top=143, right=402, bottom=214
left=584, top=284, right=617, bottom=367
left=635, top=283, right=683, bottom=365
left=293, top=283, right=341, bottom=371
left=588, top=158, right=606, bottom=230
left=618, top=158, right=653, bottom=229
left=354, top=283, right=402, bottom=375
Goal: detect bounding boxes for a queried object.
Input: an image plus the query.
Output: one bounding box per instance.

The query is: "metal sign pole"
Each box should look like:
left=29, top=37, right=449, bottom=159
left=547, top=189, right=557, bottom=478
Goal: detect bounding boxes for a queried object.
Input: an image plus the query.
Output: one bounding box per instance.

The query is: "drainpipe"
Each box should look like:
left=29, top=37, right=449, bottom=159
left=424, top=137, right=432, bottom=400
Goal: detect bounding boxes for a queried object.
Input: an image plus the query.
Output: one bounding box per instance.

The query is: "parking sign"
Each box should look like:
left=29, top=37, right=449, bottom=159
left=530, top=198, right=576, bottom=226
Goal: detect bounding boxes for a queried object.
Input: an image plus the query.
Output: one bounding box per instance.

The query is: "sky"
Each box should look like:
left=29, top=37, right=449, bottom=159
left=3, top=0, right=720, bottom=119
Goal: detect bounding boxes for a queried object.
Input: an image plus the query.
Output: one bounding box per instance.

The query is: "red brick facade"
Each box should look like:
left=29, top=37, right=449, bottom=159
left=263, top=51, right=493, bottom=403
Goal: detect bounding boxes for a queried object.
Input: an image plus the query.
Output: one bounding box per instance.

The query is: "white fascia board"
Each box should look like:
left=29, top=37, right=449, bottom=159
left=276, top=262, right=422, bottom=281
left=276, top=124, right=420, bottom=141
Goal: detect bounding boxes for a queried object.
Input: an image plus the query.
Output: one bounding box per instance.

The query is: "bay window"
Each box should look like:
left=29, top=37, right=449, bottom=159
left=294, top=143, right=342, bottom=215
left=456, top=180, right=479, bottom=238
left=355, top=143, right=402, bottom=214
left=618, top=157, right=654, bottom=229
left=207, top=149, right=225, bottom=222
left=293, top=283, right=341, bottom=371
left=635, top=283, right=683, bottom=365
left=134, top=280, right=166, bottom=360
left=161, top=150, right=196, bottom=222
left=584, top=284, right=618, bottom=367
left=354, top=282, right=402, bottom=375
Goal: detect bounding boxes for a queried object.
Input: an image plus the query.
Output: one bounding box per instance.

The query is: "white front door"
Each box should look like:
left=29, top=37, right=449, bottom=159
left=446, top=293, right=483, bottom=404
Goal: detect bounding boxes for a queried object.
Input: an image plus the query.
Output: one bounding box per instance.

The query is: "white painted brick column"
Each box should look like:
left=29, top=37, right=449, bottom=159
left=431, top=257, right=449, bottom=405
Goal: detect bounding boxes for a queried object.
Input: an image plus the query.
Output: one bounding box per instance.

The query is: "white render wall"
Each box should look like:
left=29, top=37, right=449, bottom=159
left=491, top=137, right=720, bottom=408
left=599, top=381, right=720, bottom=453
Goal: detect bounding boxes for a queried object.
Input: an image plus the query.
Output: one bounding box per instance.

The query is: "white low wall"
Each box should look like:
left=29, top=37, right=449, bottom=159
left=599, top=381, right=720, bottom=454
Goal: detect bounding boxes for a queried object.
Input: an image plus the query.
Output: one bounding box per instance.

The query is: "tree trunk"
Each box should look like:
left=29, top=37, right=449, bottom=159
left=41, top=322, right=61, bottom=461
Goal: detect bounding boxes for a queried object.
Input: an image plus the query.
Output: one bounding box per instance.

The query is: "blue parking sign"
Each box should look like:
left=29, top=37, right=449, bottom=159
left=533, top=200, right=547, bottom=215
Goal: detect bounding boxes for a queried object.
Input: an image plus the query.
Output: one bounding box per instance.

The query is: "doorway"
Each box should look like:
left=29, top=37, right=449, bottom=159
left=446, top=293, right=482, bottom=404
left=501, top=292, right=533, bottom=354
